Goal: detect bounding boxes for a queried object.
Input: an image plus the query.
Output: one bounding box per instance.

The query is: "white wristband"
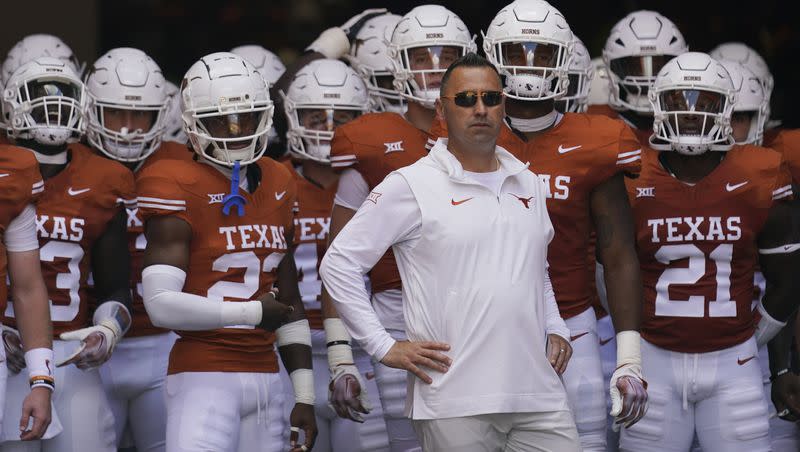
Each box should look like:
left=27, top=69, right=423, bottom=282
left=324, top=318, right=355, bottom=370
left=25, top=347, right=54, bottom=380
left=276, top=320, right=312, bottom=347
left=615, top=330, right=642, bottom=368
left=289, top=368, right=315, bottom=405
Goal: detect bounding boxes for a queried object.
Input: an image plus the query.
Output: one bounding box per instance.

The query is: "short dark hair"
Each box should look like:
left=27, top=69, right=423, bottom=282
left=440, top=52, right=502, bottom=95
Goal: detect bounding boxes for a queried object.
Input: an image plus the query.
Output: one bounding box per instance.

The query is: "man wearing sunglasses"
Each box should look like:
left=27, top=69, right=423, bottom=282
left=321, top=52, right=581, bottom=451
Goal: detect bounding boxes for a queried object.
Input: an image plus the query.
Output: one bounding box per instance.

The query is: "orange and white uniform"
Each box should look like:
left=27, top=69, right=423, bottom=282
left=2, top=143, right=135, bottom=452
left=98, top=141, right=191, bottom=452
left=137, top=156, right=295, bottom=452
left=430, top=112, right=642, bottom=451
left=620, top=146, right=792, bottom=452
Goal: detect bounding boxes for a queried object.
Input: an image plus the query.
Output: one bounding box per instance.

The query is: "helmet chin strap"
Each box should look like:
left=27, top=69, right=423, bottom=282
left=507, top=110, right=559, bottom=132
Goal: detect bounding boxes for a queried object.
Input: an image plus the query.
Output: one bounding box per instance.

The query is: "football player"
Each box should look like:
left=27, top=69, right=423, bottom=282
left=138, top=52, right=316, bottom=452
left=84, top=47, right=189, bottom=452
left=621, top=51, right=799, bottom=452
left=281, top=58, right=389, bottom=452
left=320, top=6, right=476, bottom=451
left=0, top=57, right=134, bottom=452
left=0, top=127, right=53, bottom=442
left=430, top=1, right=649, bottom=449
left=554, top=36, right=594, bottom=114
left=347, top=13, right=404, bottom=114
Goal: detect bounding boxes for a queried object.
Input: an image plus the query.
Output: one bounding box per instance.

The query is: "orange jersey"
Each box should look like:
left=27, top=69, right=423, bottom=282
left=283, top=161, right=337, bottom=330
left=127, top=141, right=193, bottom=337
left=3, top=144, right=135, bottom=335
left=137, top=157, right=296, bottom=374
left=330, top=112, right=431, bottom=294
left=430, top=113, right=642, bottom=319
left=627, top=146, right=792, bottom=353
left=764, top=128, right=800, bottom=184
left=0, top=147, right=43, bottom=311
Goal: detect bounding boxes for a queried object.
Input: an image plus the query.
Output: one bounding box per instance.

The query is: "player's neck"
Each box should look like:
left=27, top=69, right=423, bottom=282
left=505, top=98, right=557, bottom=140
left=618, top=110, right=654, bottom=131
left=200, top=158, right=250, bottom=191
left=18, top=139, right=69, bottom=180
left=404, top=101, right=436, bottom=132
left=659, top=151, right=725, bottom=185
left=300, top=159, right=338, bottom=189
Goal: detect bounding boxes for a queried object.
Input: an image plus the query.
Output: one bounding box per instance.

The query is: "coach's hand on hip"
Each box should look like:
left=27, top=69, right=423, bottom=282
left=381, top=341, right=452, bottom=384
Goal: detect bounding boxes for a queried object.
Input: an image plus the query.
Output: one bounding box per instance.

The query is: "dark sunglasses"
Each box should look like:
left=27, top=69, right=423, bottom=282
left=441, top=90, right=504, bottom=108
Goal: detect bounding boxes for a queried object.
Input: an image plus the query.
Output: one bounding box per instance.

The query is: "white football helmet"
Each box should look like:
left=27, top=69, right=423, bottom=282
left=556, top=37, right=593, bottom=113
left=388, top=4, right=476, bottom=108
left=603, top=11, right=688, bottom=113
left=649, top=52, right=735, bottom=155
left=2, top=57, right=85, bottom=146
left=588, top=56, right=610, bottom=105
left=718, top=60, right=766, bottom=145
left=181, top=52, right=273, bottom=167
left=282, top=59, right=369, bottom=163
left=483, top=0, right=573, bottom=101
left=1, top=34, right=82, bottom=86
left=348, top=13, right=404, bottom=113
left=229, top=45, right=286, bottom=87
left=163, top=81, right=187, bottom=143
left=85, top=48, right=169, bottom=162
left=709, top=42, right=772, bottom=99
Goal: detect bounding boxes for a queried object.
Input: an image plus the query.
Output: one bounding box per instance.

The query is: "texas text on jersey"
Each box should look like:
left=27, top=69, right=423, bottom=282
left=627, top=145, right=793, bottom=352
left=3, top=143, right=135, bottom=334
left=136, top=156, right=296, bottom=374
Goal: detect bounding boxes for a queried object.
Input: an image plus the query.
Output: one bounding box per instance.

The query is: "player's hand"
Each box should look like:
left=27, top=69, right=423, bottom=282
left=2, top=327, right=26, bottom=374
left=289, top=402, right=317, bottom=452
left=771, top=371, right=800, bottom=422
left=19, top=387, right=51, bottom=441
left=609, top=363, right=648, bottom=430
left=329, top=364, right=371, bottom=422
left=256, top=288, right=293, bottom=332
left=546, top=334, right=572, bottom=375
left=57, top=324, right=117, bottom=369
left=380, top=340, right=451, bottom=384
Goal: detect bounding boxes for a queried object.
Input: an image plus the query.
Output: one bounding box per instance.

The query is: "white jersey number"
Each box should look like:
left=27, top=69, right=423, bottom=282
left=294, top=242, right=321, bottom=304
left=654, top=243, right=735, bottom=318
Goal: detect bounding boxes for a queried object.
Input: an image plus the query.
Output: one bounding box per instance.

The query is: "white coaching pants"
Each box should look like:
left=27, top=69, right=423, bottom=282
left=411, top=410, right=580, bottom=452
left=620, top=337, right=770, bottom=452
left=562, top=307, right=607, bottom=452
left=1, top=340, right=113, bottom=452
left=165, top=371, right=284, bottom=452
left=99, top=332, right=177, bottom=452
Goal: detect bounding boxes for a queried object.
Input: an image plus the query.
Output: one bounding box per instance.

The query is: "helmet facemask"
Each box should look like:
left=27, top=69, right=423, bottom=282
left=89, top=100, right=168, bottom=162
left=651, top=88, right=734, bottom=155
left=488, top=39, right=570, bottom=101
left=4, top=76, right=84, bottom=146
left=187, top=102, right=273, bottom=167
left=606, top=54, right=676, bottom=112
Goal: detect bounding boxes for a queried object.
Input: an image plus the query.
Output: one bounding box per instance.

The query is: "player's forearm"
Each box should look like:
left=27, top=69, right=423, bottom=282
left=602, top=249, right=642, bottom=332
left=767, top=318, right=795, bottom=376
left=11, top=278, right=52, bottom=351
left=92, top=209, right=133, bottom=312
left=142, top=264, right=263, bottom=330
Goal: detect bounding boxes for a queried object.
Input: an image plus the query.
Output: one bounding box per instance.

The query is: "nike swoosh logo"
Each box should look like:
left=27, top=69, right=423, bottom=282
left=737, top=356, right=755, bottom=365
left=570, top=332, right=588, bottom=342
left=726, top=181, right=749, bottom=192
left=599, top=337, right=613, bottom=346
left=0, top=173, right=10, bottom=178
left=275, top=191, right=286, bottom=200
left=451, top=197, right=473, bottom=206
left=558, top=144, right=582, bottom=154
left=67, top=187, right=91, bottom=196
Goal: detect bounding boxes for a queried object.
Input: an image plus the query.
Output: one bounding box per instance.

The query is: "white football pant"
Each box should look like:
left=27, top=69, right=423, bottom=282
left=99, top=331, right=177, bottom=452
left=596, top=313, right=619, bottom=452
left=620, top=337, right=770, bottom=452
left=0, top=340, right=114, bottom=452
left=165, top=371, right=284, bottom=452
left=0, top=344, right=6, bottom=434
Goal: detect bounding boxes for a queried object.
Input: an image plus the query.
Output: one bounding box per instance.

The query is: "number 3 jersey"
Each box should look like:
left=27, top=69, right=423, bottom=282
left=0, top=146, right=44, bottom=311
left=136, top=157, right=296, bottom=375
left=3, top=144, right=135, bottom=334
left=627, top=146, right=793, bottom=353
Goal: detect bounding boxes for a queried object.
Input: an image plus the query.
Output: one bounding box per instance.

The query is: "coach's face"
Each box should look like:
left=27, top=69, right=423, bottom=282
left=436, top=67, right=505, bottom=150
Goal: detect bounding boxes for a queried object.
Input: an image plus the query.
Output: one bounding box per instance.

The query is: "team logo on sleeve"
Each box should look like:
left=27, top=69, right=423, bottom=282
left=208, top=193, right=225, bottom=204
left=367, top=191, right=382, bottom=204
left=636, top=187, right=655, bottom=198
left=384, top=141, right=404, bottom=154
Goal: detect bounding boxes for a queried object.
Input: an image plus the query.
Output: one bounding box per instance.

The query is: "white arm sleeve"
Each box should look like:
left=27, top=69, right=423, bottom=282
left=544, top=264, right=570, bottom=340
left=142, top=264, right=263, bottom=330
left=320, top=173, right=421, bottom=360
left=4, top=204, right=39, bottom=252
left=333, top=168, right=370, bottom=210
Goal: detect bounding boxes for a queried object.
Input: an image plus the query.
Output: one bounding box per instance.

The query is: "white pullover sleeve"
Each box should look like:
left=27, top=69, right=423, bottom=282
left=142, top=264, right=263, bottom=330
left=543, top=264, right=570, bottom=341
left=320, top=173, right=421, bottom=361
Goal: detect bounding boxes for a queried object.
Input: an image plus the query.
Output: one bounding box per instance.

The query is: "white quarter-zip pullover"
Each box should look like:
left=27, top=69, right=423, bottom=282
left=321, top=138, right=569, bottom=419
